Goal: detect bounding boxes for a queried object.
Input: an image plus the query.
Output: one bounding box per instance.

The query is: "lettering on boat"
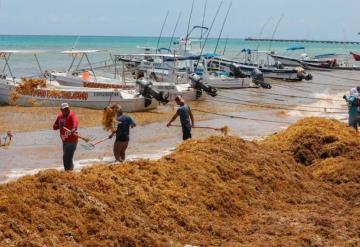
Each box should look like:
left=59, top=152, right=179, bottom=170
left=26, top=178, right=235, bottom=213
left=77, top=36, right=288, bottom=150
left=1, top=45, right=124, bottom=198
left=93, top=92, right=120, bottom=97
left=83, top=82, right=134, bottom=89
left=16, top=88, right=89, bottom=100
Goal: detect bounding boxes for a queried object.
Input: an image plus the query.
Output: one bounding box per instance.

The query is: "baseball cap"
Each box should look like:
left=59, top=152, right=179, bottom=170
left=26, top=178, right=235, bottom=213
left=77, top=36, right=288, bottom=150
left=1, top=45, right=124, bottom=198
left=61, top=102, right=70, bottom=109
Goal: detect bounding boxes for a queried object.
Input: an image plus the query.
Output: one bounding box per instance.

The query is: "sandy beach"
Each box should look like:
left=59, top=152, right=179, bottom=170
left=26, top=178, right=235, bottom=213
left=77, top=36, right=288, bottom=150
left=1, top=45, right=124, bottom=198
left=0, top=70, right=354, bottom=183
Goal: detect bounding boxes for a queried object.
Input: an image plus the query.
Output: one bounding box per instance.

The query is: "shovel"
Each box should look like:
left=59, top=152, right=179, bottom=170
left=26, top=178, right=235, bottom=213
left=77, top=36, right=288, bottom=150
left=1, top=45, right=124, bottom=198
left=63, top=127, right=95, bottom=143
left=81, top=137, right=111, bottom=151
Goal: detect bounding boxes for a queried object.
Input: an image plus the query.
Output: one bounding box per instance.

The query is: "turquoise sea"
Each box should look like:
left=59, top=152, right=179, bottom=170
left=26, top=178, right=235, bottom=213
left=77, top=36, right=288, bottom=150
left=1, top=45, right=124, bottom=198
left=0, top=35, right=360, bottom=76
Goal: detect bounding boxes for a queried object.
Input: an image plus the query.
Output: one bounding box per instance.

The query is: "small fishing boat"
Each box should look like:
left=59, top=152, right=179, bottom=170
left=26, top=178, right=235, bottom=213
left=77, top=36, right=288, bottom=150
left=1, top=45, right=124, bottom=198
left=0, top=78, right=161, bottom=111
left=268, top=53, right=331, bottom=67
left=0, top=50, right=164, bottom=111
left=301, top=60, right=360, bottom=71
left=208, top=56, right=312, bottom=82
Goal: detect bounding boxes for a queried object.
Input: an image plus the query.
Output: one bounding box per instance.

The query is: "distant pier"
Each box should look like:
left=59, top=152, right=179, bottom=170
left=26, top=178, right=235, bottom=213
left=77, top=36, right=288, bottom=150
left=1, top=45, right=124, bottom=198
left=245, top=38, right=360, bottom=45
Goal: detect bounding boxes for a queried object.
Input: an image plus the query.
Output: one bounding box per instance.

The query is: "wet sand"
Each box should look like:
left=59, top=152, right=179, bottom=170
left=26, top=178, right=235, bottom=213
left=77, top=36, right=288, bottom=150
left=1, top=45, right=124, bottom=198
left=0, top=70, right=357, bottom=183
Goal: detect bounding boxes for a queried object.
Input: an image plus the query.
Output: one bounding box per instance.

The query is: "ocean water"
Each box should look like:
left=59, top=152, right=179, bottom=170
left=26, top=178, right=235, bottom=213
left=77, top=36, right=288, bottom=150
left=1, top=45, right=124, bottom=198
left=0, top=35, right=359, bottom=77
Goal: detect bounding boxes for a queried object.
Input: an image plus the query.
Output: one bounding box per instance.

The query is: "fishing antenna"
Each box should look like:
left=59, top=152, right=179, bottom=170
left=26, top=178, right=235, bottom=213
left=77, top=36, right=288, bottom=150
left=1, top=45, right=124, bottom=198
left=169, top=12, right=182, bottom=51
left=268, top=14, right=284, bottom=52
left=214, top=1, right=232, bottom=54
left=223, top=37, right=229, bottom=55
left=200, top=0, right=208, bottom=50
left=72, top=36, right=81, bottom=50
left=194, top=0, right=223, bottom=71
left=185, top=0, right=195, bottom=52
left=255, top=16, right=273, bottom=63
left=156, top=11, right=169, bottom=54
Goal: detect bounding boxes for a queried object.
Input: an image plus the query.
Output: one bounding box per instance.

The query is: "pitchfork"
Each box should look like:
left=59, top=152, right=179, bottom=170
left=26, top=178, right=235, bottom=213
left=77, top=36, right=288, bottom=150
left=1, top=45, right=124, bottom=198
left=81, top=136, right=111, bottom=151
left=63, top=127, right=95, bottom=143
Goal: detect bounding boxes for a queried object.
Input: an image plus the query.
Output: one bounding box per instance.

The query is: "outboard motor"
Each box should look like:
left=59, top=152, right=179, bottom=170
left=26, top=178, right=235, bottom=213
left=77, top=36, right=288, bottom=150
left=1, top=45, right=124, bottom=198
left=189, top=73, right=217, bottom=99
left=304, top=73, right=313, bottom=81
left=229, top=64, right=247, bottom=78
left=275, top=61, right=284, bottom=69
left=136, top=79, right=170, bottom=107
left=295, top=67, right=313, bottom=81
left=251, top=68, right=272, bottom=89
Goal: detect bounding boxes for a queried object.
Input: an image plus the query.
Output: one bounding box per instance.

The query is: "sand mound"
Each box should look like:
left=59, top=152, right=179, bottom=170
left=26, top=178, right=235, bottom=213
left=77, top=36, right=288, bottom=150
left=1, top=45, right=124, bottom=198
left=0, top=118, right=359, bottom=246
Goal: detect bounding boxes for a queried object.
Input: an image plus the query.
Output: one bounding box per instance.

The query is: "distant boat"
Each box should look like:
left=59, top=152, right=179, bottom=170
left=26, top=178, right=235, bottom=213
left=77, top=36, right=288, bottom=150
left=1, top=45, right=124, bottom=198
left=350, top=52, right=360, bottom=61
left=301, top=60, right=360, bottom=71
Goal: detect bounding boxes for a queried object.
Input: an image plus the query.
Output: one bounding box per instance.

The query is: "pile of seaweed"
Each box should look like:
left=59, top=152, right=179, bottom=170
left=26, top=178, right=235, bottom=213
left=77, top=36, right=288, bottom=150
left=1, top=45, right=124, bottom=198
left=0, top=117, right=359, bottom=246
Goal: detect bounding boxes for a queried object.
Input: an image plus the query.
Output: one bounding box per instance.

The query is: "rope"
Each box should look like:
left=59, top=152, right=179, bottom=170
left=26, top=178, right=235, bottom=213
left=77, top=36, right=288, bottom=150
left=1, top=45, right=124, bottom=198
left=315, top=70, right=360, bottom=82
left=192, top=108, right=293, bottom=124
left=218, top=89, right=345, bottom=103
left=206, top=97, right=347, bottom=114
left=216, top=94, right=346, bottom=110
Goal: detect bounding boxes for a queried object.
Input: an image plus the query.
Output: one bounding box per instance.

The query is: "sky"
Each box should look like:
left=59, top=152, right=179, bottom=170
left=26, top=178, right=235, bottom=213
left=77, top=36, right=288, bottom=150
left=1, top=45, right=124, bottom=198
left=0, top=0, right=359, bottom=41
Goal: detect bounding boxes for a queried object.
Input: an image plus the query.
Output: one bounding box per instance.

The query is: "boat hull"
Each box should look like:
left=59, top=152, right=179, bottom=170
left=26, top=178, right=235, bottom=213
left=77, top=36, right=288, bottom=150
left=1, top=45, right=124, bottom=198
left=0, top=80, right=158, bottom=112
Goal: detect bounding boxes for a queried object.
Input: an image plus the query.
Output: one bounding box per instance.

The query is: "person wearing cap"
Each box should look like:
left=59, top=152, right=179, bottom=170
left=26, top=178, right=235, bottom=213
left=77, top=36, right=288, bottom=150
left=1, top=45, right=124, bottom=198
left=167, top=96, right=194, bottom=140
left=109, top=104, right=136, bottom=162
left=53, top=103, right=79, bottom=170
left=343, top=88, right=359, bottom=131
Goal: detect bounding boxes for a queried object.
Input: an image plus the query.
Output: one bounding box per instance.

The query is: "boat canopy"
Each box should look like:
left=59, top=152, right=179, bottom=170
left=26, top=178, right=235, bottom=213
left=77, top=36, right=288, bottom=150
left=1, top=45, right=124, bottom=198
left=0, top=50, right=46, bottom=55
left=314, top=53, right=336, bottom=58
left=61, top=50, right=100, bottom=54
left=241, top=48, right=258, bottom=54
left=286, top=45, right=305, bottom=51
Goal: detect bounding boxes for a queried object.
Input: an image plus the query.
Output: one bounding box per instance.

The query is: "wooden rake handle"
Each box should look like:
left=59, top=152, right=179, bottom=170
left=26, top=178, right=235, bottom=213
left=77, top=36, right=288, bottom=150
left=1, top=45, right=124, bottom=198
left=170, top=124, right=221, bottom=131
left=62, top=127, right=90, bottom=142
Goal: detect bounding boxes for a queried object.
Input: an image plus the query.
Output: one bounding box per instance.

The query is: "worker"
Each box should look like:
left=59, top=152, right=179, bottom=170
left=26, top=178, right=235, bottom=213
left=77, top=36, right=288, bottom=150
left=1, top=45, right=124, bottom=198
left=109, top=104, right=136, bottom=162
left=343, top=88, right=359, bottom=131
left=53, top=103, right=79, bottom=171
left=167, top=96, right=194, bottom=141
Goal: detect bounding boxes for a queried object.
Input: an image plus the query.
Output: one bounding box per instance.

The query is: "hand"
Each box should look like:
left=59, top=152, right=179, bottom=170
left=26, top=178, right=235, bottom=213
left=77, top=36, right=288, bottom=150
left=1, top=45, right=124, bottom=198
left=109, top=133, right=114, bottom=139
left=166, top=122, right=171, bottom=127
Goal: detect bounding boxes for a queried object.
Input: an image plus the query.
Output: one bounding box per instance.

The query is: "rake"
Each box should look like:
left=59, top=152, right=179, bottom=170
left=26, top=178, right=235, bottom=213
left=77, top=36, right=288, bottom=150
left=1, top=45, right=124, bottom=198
left=63, top=127, right=95, bottom=143
left=170, top=124, right=229, bottom=136
left=81, top=137, right=111, bottom=151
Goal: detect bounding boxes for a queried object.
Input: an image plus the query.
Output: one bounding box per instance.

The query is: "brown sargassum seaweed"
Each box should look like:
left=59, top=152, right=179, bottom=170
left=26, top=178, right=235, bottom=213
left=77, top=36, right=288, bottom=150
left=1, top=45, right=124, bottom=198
left=0, top=117, right=359, bottom=246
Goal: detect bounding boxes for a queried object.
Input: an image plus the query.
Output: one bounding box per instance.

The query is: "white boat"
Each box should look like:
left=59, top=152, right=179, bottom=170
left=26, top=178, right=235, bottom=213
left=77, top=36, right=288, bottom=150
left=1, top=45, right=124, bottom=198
left=50, top=71, right=204, bottom=101
left=50, top=50, right=205, bottom=101
left=0, top=78, right=159, bottom=111
left=0, top=50, right=160, bottom=111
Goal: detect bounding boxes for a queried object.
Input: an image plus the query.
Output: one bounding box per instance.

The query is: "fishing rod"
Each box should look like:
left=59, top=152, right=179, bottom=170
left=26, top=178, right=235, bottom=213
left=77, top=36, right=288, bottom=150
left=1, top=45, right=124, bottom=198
left=194, top=0, right=224, bottom=71
left=214, top=1, right=232, bottom=54
left=168, top=12, right=182, bottom=51
left=185, top=0, right=195, bottom=52
left=200, top=0, right=208, bottom=50
left=156, top=11, right=169, bottom=54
